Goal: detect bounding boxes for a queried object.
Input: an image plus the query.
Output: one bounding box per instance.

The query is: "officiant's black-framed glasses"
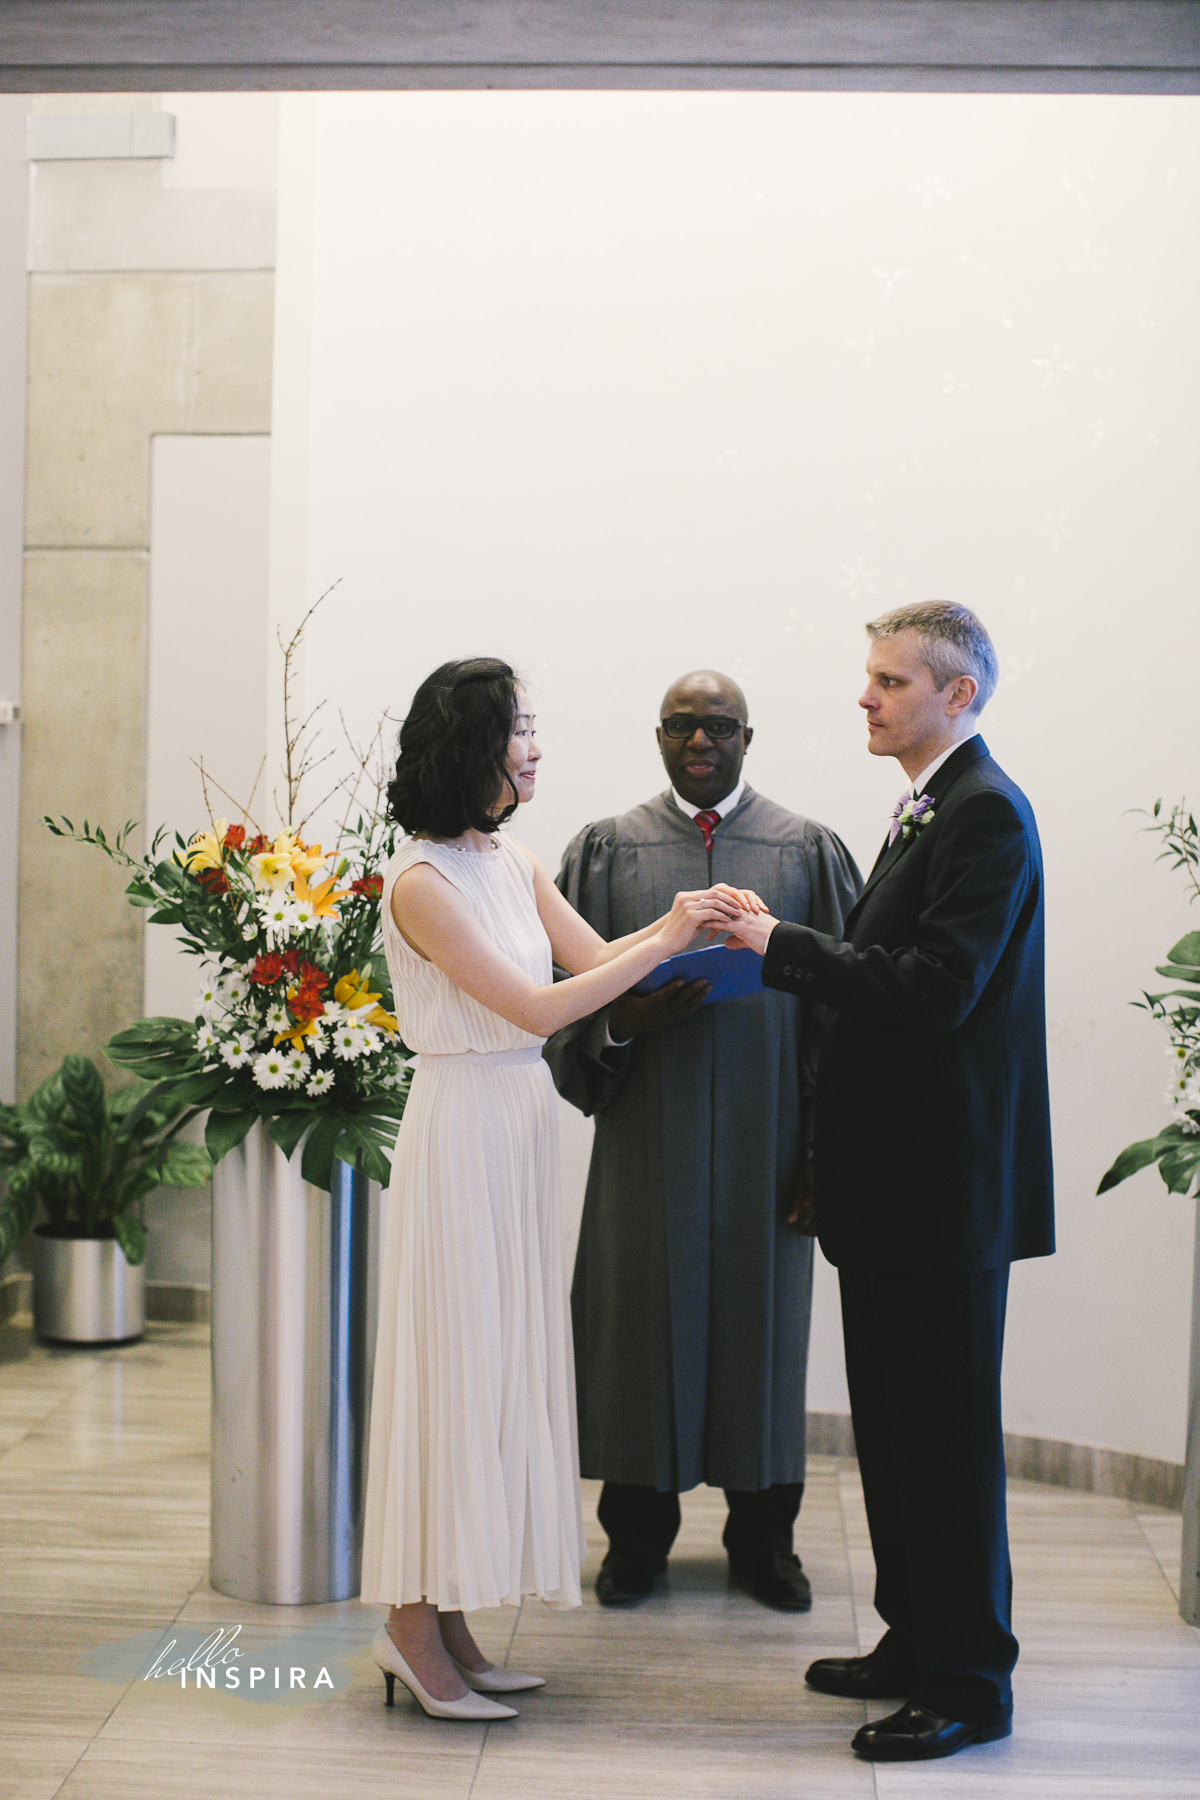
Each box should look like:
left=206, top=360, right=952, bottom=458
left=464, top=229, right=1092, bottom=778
left=659, top=714, right=746, bottom=740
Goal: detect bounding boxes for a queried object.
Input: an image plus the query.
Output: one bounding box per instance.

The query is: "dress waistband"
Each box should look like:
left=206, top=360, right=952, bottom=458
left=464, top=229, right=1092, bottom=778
left=417, top=1046, right=545, bottom=1066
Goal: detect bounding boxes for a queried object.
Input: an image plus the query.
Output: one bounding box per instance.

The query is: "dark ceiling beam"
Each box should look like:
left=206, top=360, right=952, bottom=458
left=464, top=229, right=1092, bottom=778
left=2, top=0, right=1198, bottom=93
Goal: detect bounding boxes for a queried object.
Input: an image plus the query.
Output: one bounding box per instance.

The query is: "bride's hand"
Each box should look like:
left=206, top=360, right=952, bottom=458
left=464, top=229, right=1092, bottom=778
left=656, top=888, right=742, bottom=956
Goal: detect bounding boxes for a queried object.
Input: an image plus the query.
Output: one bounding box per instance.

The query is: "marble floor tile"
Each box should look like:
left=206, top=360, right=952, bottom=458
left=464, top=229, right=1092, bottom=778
left=3, top=1317, right=1200, bottom=1796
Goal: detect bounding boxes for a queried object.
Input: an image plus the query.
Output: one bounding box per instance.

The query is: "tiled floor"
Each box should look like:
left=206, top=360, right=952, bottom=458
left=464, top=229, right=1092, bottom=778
left=2, top=1317, right=1198, bottom=1799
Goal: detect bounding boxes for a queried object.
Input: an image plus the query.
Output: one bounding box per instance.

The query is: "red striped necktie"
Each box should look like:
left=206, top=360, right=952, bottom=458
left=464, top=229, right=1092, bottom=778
left=695, top=808, right=721, bottom=852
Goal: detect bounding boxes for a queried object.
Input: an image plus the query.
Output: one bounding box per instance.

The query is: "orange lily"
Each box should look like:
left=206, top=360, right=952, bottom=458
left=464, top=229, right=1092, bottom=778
left=294, top=866, right=351, bottom=919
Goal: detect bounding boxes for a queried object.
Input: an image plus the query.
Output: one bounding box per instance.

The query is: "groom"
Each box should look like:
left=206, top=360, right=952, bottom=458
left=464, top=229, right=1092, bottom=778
left=727, top=601, right=1054, bottom=1762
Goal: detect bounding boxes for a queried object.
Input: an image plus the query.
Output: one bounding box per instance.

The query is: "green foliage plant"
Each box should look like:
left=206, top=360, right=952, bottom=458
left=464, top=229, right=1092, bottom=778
left=1099, top=801, right=1200, bottom=1199
left=0, top=1054, right=212, bottom=1265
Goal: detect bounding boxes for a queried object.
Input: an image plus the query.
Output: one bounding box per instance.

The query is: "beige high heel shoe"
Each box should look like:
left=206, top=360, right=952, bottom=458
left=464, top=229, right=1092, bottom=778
left=448, top=1655, right=546, bottom=1693
left=372, top=1625, right=517, bottom=1720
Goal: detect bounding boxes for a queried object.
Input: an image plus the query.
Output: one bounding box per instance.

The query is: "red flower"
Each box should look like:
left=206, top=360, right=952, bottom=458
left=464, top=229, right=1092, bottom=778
left=198, top=867, right=229, bottom=896
left=247, top=833, right=271, bottom=855
left=223, top=824, right=247, bottom=850
left=351, top=874, right=384, bottom=898
left=287, top=988, right=326, bottom=1026
left=250, top=952, right=283, bottom=985
left=281, top=949, right=301, bottom=976
left=297, top=961, right=329, bottom=992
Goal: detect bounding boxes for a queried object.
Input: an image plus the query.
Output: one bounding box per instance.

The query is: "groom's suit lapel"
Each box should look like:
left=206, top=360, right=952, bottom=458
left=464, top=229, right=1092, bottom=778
left=849, top=736, right=990, bottom=918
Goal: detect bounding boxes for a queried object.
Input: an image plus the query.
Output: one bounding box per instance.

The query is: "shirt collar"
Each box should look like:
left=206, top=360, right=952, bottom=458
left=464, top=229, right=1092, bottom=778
left=670, top=778, right=746, bottom=821
left=909, top=733, right=978, bottom=798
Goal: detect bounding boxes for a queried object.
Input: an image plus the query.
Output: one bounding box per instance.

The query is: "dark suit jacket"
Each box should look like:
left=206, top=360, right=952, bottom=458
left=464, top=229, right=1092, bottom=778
left=762, top=737, right=1054, bottom=1273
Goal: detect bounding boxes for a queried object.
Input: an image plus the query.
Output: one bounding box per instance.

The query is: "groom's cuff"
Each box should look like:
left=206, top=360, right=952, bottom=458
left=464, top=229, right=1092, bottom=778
left=762, top=921, right=830, bottom=994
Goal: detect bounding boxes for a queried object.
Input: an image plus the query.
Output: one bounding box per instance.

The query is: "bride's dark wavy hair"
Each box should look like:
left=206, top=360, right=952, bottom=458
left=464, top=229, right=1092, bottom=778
left=387, top=658, right=522, bottom=838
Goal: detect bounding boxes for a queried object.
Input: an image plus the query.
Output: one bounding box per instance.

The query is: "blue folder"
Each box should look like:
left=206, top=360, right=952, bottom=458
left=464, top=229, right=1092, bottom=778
left=633, top=942, right=765, bottom=1005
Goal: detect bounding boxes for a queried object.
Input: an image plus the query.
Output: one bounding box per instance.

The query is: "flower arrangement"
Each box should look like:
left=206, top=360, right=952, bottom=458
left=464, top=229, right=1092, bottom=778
left=1099, top=800, right=1200, bottom=1198
left=44, top=593, right=411, bottom=1191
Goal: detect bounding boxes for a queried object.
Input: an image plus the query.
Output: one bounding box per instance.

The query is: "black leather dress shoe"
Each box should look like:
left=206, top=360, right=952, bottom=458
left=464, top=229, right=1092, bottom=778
left=851, top=1700, right=1012, bottom=1761
left=594, top=1550, right=666, bottom=1605
left=728, top=1550, right=813, bottom=1612
left=805, top=1651, right=918, bottom=1700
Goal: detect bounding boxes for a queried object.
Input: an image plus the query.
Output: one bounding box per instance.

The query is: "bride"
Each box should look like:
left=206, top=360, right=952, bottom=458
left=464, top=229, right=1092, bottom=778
left=361, top=657, right=757, bottom=1719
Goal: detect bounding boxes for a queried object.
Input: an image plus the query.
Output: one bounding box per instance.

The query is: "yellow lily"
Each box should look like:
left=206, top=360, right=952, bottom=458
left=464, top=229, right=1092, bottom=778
left=273, top=1017, right=319, bottom=1050
left=294, top=866, right=351, bottom=919
left=334, top=969, right=380, bottom=1011
left=365, top=1004, right=399, bottom=1035
left=278, top=832, right=327, bottom=883
left=334, top=970, right=398, bottom=1036
left=177, top=819, right=228, bottom=872
left=249, top=849, right=295, bottom=892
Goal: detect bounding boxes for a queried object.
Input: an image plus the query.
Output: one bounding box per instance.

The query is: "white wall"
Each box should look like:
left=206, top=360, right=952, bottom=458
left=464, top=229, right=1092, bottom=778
left=0, top=97, right=28, bottom=1105
left=267, top=91, right=1200, bottom=1464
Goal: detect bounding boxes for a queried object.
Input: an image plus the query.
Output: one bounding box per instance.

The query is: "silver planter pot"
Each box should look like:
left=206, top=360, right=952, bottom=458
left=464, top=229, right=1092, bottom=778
left=209, top=1120, right=382, bottom=1605
left=32, top=1230, right=146, bottom=1345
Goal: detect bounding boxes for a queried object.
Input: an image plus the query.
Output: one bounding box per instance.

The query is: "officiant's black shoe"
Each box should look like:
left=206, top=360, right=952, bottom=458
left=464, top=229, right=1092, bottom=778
left=728, top=1549, right=812, bottom=1612
left=595, top=1550, right=666, bottom=1605
left=851, top=1700, right=1012, bottom=1761
left=804, top=1650, right=918, bottom=1700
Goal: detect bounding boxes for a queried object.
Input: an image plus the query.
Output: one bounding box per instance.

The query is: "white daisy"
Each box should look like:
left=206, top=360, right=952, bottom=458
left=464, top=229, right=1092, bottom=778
left=306, top=1068, right=335, bottom=1097
left=195, top=1023, right=218, bottom=1053
left=221, top=1034, right=254, bottom=1068
left=282, top=1050, right=310, bottom=1087
left=258, top=894, right=303, bottom=945
left=265, top=1003, right=290, bottom=1034
left=331, top=1024, right=370, bottom=1061
left=252, top=1049, right=291, bottom=1090
left=291, top=899, right=318, bottom=929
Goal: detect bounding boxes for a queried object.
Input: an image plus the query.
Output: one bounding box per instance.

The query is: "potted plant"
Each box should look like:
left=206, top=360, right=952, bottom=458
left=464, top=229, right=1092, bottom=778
left=1098, top=801, right=1200, bottom=1200
left=1098, top=799, right=1200, bottom=1628
left=0, top=1054, right=212, bottom=1344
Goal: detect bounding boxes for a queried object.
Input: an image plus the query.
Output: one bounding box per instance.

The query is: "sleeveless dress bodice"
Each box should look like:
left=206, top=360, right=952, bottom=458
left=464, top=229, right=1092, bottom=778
left=379, top=835, right=550, bottom=1056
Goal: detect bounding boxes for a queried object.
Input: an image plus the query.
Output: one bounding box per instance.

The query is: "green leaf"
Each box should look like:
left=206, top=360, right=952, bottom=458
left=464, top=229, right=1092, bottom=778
left=1158, top=1145, right=1200, bottom=1195
left=158, top=1142, right=213, bottom=1187
left=61, top=1055, right=107, bottom=1136
left=113, top=1213, right=148, bottom=1266
left=1097, top=1137, right=1161, bottom=1193
left=0, top=1188, right=37, bottom=1262
left=267, top=1110, right=311, bottom=1160
left=299, top=1113, right=343, bottom=1191
left=205, top=1110, right=257, bottom=1162
left=1167, top=932, right=1200, bottom=967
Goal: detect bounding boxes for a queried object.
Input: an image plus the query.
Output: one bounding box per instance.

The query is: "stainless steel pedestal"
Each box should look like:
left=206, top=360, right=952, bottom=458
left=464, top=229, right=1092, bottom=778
left=1181, top=1195, right=1200, bottom=1625
left=210, top=1122, right=382, bottom=1604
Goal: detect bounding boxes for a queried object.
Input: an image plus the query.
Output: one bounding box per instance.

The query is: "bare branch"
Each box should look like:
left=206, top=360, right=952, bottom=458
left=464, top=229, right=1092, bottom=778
left=191, top=758, right=267, bottom=836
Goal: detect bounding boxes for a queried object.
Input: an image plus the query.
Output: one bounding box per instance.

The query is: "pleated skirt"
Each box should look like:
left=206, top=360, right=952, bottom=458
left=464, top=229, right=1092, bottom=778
left=360, top=1051, right=584, bottom=1612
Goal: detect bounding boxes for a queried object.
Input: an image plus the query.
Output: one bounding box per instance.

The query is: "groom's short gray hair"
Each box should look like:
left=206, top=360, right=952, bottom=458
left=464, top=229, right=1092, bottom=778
left=866, top=601, right=998, bottom=714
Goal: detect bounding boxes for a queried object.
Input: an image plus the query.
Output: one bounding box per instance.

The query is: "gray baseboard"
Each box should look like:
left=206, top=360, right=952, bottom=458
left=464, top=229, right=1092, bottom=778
left=0, top=1272, right=210, bottom=1326
left=0, top=1271, right=31, bottom=1324
left=806, top=1411, right=1185, bottom=1512
left=145, top=1282, right=211, bottom=1323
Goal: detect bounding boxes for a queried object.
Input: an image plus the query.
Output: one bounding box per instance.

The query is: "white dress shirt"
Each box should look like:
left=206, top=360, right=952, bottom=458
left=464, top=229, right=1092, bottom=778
left=670, top=778, right=746, bottom=821
left=907, top=733, right=978, bottom=801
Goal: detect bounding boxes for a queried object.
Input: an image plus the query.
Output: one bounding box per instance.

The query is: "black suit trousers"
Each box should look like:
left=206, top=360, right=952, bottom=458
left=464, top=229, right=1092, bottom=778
left=838, top=1264, right=1017, bottom=1724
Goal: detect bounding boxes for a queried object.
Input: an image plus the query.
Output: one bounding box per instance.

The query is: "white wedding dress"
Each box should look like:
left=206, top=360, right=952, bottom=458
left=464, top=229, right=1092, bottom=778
left=360, top=833, right=583, bottom=1613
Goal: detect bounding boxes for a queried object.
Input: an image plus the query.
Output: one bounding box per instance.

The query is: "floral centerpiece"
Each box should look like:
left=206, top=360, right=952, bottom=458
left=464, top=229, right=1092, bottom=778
left=45, top=595, right=411, bottom=1190
left=1098, top=800, right=1200, bottom=1198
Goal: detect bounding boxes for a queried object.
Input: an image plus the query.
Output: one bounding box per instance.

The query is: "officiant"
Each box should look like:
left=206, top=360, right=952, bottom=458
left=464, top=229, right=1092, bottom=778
left=545, top=671, right=860, bottom=1608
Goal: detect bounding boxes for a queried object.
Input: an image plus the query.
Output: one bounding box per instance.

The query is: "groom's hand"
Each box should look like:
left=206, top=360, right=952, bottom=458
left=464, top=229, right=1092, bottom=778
left=723, top=907, right=780, bottom=956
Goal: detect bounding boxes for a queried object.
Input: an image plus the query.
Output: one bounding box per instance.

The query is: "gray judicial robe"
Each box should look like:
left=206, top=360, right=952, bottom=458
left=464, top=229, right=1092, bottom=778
left=545, top=786, right=861, bottom=1494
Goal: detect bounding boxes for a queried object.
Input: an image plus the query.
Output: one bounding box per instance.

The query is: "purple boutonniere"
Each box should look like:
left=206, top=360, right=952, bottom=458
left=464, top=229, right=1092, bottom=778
left=896, top=794, right=936, bottom=843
